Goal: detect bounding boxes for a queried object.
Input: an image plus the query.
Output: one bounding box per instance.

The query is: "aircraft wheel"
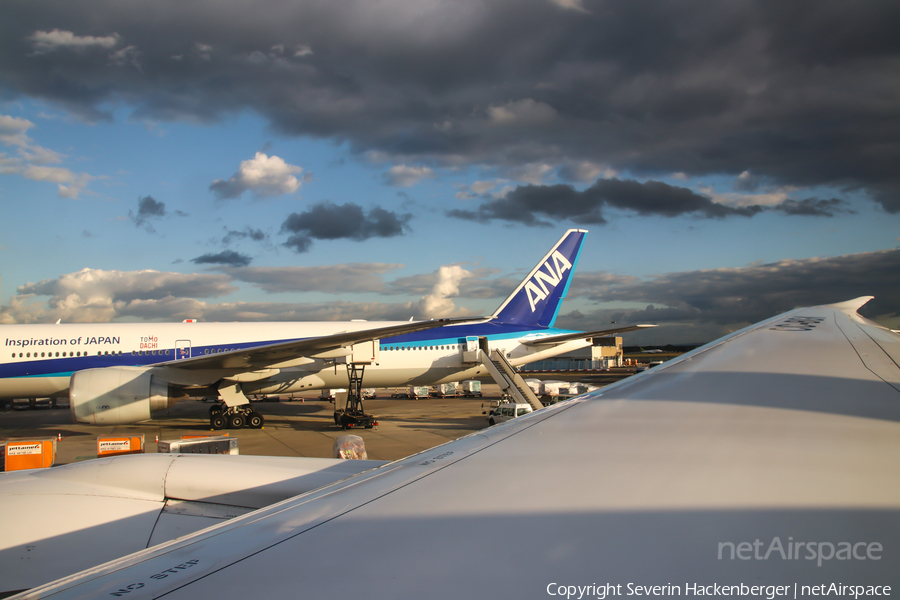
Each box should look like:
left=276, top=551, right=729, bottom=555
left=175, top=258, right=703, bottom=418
left=211, top=415, right=226, bottom=430
left=209, top=405, right=223, bottom=417
left=228, top=413, right=245, bottom=429
left=248, top=412, right=264, bottom=429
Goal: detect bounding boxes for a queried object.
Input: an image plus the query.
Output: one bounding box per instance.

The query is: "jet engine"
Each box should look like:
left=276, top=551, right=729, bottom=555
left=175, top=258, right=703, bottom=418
left=69, top=368, right=173, bottom=425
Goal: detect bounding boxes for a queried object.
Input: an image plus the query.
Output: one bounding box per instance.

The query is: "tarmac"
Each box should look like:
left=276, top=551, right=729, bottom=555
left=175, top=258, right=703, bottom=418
left=0, top=386, right=505, bottom=465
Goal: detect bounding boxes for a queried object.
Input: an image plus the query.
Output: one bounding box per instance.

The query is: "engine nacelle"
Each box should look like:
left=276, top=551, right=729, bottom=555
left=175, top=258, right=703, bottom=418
left=69, top=368, right=171, bottom=425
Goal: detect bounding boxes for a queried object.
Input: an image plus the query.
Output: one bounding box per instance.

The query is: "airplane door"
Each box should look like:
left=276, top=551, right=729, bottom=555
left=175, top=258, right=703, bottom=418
left=176, top=340, right=191, bottom=360
left=462, top=336, right=481, bottom=364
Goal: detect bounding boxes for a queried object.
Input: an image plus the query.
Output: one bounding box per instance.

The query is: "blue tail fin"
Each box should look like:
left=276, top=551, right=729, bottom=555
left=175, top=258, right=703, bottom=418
left=491, top=229, right=587, bottom=328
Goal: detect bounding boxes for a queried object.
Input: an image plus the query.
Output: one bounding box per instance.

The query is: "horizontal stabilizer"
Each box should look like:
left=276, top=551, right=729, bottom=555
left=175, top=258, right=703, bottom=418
left=519, top=324, right=657, bottom=346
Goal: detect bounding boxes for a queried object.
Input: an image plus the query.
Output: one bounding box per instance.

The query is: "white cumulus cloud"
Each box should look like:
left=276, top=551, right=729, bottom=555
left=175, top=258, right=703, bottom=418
left=416, top=264, right=472, bottom=318
left=30, top=29, right=120, bottom=54
left=384, top=165, right=436, bottom=187
left=1, top=268, right=237, bottom=324
left=210, top=152, right=305, bottom=199
left=0, top=112, right=96, bottom=198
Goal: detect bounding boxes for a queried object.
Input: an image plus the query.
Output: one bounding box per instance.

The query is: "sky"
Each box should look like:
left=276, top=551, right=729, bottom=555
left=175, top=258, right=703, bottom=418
left=1, top=0, right=899, bottom=345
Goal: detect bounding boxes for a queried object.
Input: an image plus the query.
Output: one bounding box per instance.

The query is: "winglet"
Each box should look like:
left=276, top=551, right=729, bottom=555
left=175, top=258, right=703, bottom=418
left=828, top=296, right=874, bottom=314
left=491, top=229, right=587, bottom=327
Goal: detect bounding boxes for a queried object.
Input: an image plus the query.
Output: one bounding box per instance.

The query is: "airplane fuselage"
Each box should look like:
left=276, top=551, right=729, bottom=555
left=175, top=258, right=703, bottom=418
left=0, top=320, right=587, bottom=400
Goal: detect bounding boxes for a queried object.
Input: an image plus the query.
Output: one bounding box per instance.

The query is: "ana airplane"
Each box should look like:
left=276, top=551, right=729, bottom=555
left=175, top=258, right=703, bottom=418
left=0, top=229, right=651, bottom=429
left=2, top=297, right=897, bottom=598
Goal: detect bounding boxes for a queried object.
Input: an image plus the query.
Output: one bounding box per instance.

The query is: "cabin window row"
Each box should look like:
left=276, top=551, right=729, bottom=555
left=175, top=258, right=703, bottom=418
left=11, top=350, right=169, bottom=358
left=12, top=350, right=120, bottom=358
left=382, top=345, right=462, bottom=351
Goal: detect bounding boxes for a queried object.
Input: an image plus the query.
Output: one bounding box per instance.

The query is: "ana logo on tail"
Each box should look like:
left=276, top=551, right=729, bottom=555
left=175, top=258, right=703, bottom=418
left=524, top=250, right=572, bottom=312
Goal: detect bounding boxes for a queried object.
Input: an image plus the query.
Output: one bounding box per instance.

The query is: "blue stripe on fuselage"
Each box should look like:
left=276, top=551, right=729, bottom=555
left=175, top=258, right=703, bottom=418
left=381, top=322, right=579, bottom=348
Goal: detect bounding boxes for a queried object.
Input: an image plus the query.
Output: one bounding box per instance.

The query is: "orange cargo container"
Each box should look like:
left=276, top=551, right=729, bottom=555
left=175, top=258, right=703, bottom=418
left=97, top=435, right=145, bottom=457
left=3, top=439, right=57, bottom=471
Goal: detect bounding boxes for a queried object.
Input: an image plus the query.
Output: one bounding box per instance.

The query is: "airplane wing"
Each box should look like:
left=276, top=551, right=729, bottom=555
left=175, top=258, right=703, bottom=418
left=14, top=297, right=900, bottom=598
left=518, top=323, right=657, bottom=346
left=155, top=316, right=481, bottom=372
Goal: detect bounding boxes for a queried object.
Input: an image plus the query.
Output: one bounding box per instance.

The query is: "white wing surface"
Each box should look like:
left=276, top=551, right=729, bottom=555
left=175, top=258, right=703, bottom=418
left=16, top=298, right=900, bottom=598
left=157, top=316, right=481, bottom=372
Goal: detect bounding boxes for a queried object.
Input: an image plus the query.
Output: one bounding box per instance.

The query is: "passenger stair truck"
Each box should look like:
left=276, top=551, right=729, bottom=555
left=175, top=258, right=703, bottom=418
left=480, top=349, right=543, bottom=411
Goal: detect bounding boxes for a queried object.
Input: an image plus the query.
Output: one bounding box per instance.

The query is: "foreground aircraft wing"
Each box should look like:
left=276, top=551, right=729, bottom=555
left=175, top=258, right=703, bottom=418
left=157, top=316, right=481, bottom=372
left=16, top=297, right=900, bottom=598
left=518, top=323, right=658, bottom=346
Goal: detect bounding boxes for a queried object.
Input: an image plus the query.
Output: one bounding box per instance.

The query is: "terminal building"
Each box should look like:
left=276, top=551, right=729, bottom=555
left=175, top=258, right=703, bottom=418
left=523, top=336, right=623, bottom=371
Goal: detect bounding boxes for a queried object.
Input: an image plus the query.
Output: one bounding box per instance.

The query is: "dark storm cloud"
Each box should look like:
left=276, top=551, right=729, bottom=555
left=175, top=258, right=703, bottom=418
left=137, top=195, right=165, bottom=218
left=564, top=249, right=900, bottom=337
left=280, top=201, right=411, bottom=253
left=2, top=0, right=898, bottom=212
left=128, top=195, right=187, bottom=231
left=222, top=226, right=268, bottom=245
left=448, top=178, right=765, bottom=226
left=771, top=198, right=854, bottom=217
left=191, top=250, right=252, bottom=267
left=130, top=195, right=165, bottom=230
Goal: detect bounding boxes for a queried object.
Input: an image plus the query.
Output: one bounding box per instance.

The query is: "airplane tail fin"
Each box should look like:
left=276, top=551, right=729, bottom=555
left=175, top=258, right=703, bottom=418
left=491, top=229, right=587, bottom=328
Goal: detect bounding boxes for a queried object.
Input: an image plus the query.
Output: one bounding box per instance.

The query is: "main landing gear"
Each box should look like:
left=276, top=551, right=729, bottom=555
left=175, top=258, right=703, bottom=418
left=209, top=403, right=264, bottom=430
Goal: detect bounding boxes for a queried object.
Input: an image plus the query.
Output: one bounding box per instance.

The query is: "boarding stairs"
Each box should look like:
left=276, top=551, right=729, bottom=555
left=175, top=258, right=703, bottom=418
left=481, top=349, right=544, bottom=411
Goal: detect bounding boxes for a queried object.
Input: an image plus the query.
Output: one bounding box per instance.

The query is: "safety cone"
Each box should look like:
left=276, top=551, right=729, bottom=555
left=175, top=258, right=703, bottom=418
left=57, top=433, right=61, bottom=441
left=155, top=434, right=159, bottom=443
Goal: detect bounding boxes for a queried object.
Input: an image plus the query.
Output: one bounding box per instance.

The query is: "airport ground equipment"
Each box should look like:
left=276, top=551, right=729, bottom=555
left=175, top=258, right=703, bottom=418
left=486, top=402, right=533, bottom=426
left=158, top=435, right=238, bottom=455
left=97, top=435, right=144, bottom=457
left=459, top=379, right=482, bottom=397
left=333, top=363, right=377, bottom=430
left=1, top=438, right=56, bottom=471
left=430, top=383, right=458, bottom=397
left=480, top=349, right=543, bottom=410
left=407, top=385, right=430, bottom=399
